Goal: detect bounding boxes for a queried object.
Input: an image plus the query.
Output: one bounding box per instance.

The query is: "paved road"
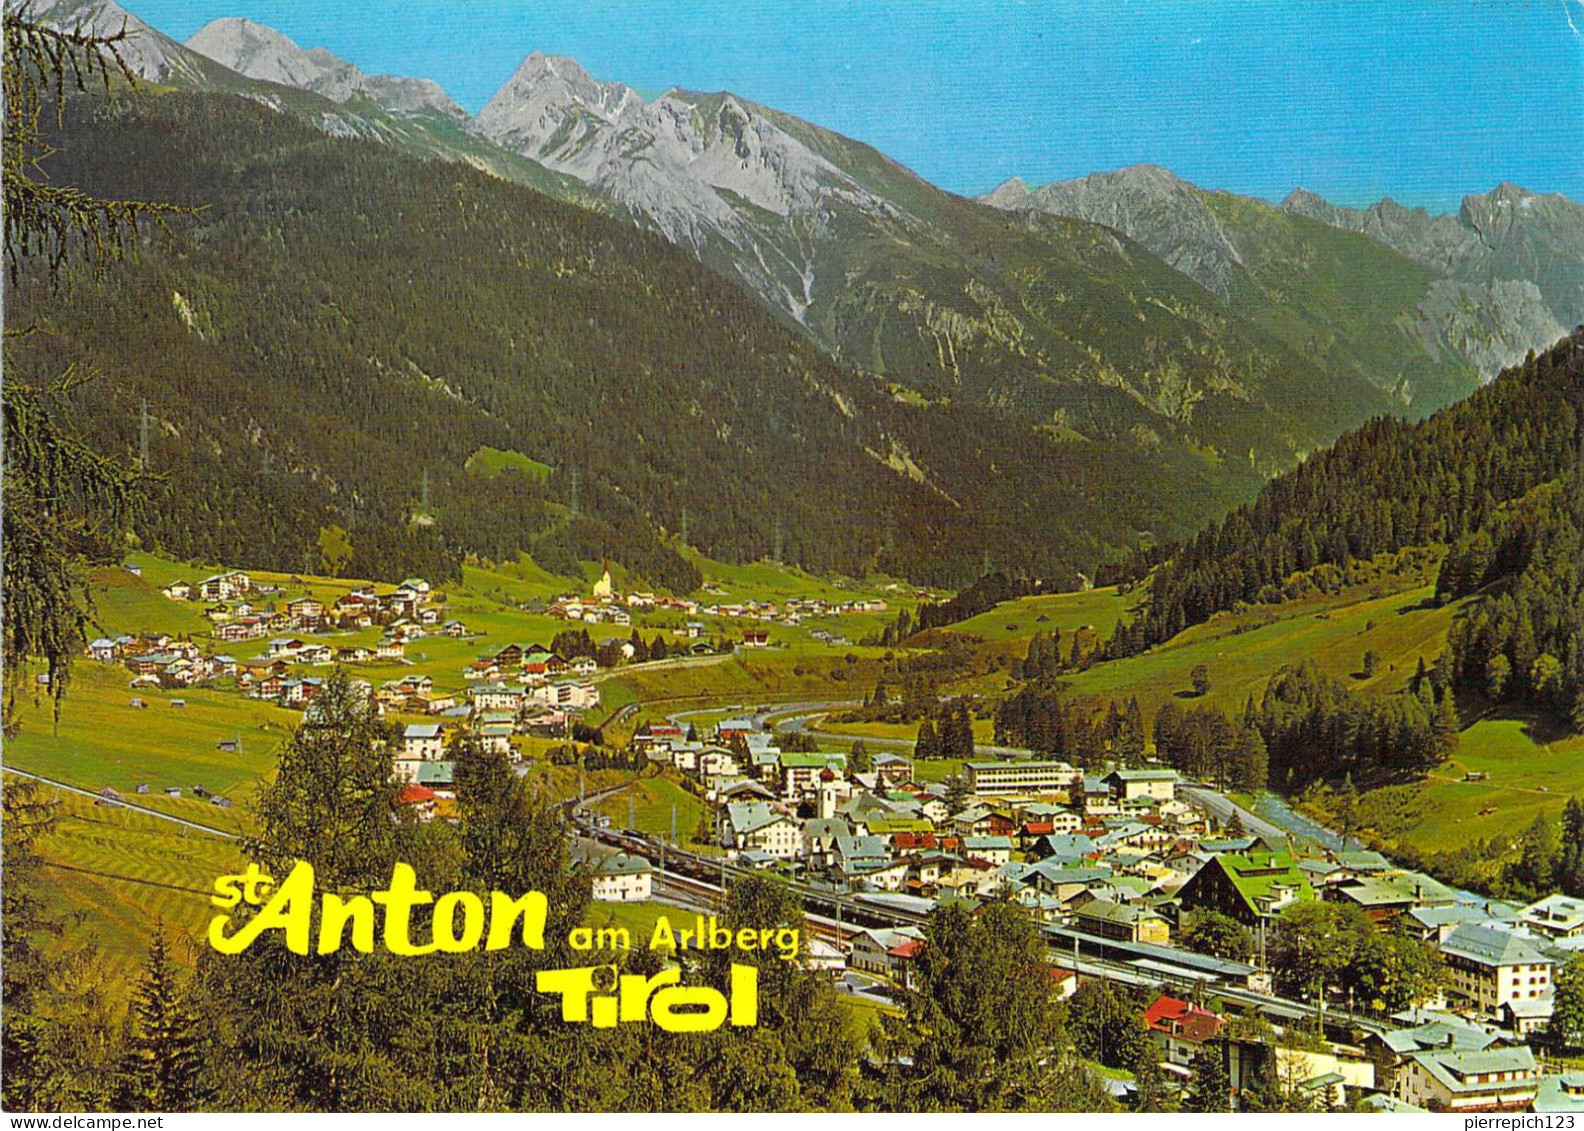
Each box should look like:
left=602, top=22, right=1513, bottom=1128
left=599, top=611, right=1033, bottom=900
left=590, top=653, right=731, bottom=684
left=1180, top=785, right=1290, bottom=844
left=1, top=766, right=240, bottom=839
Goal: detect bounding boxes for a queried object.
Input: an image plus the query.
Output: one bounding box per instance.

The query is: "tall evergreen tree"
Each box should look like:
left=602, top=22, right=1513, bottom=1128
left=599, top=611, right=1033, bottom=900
left=115, top=930, right=208, bottom=1111
left=1182, top=1048, right=1231, bottom=1113
left=248, top=668, right=398, bottom=889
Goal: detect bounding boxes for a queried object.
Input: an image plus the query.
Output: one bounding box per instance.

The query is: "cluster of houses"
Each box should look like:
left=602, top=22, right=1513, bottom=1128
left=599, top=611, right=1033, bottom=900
left=465, top=642, right=605, bottom=683
left=625, top=714, right=1584, bottom=1112
left=387, top=674, right=605, bottom=812
left=535, top=567, right=884, bottom=649
left=160, top=572, right=457, bottom=654
left=93, top=634, right=240, bottom=689
left=1114, top=992, right=1549, bottom=1113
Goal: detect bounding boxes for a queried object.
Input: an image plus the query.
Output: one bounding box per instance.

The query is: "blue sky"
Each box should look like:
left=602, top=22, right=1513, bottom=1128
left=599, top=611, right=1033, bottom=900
left=130, top=0, right=1584, bottom=211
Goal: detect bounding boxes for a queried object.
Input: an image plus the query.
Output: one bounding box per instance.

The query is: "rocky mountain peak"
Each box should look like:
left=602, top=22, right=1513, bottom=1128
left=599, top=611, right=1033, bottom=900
left=980, top=176, right=1031, bottom=209
left=26, top=0, right=191, bottom=80
left=473, top=51, right=903, bottom=311
left=185, top=16, right=464, bottom=119
left=982, top=164, right=1245, bottom=299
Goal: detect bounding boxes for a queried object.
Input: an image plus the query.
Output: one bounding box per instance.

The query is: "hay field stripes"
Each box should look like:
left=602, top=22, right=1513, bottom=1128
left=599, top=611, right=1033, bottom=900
left=4, top=767, right=239, bottom=839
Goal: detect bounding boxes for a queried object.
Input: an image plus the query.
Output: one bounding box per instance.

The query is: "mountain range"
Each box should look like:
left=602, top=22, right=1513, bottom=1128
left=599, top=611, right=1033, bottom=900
left=983, top=166, right=1581, bottom=390
left=15, top=0, right=1584, bottom=589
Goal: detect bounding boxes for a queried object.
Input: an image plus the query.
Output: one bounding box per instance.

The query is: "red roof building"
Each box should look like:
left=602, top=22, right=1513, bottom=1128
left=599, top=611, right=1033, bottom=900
left=1143, top=995, right=1225, bottom=1069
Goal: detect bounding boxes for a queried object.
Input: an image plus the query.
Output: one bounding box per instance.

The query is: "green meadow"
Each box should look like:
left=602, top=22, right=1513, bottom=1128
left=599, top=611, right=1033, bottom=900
left=464, top=446, right=553, bottom=482
left=5, top=662, right=295, bottom=835
left=1358, top=715, right=1584, bottom=854
left=20, top=786, right=244, bottom=977
left=594, top=773, right=708, bottom=841
left=949, top=586, right=1131, bottom=647
left=1063, top=583, right=1460, bottom=719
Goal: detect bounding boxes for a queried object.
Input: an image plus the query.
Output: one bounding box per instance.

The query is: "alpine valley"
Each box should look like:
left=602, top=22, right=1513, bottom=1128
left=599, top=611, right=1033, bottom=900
left=14, top=0, right=1584, bottom=595
left=11, top=1, right=1584, bottom=1116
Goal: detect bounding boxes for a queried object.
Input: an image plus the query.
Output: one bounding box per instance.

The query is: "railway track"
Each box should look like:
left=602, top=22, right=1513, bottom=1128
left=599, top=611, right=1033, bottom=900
left=577, top=816, right=1386, bottom=1038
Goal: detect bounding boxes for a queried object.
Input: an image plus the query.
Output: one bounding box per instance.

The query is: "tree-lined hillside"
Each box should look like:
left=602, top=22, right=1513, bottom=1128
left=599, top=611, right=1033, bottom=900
left=1110, top=330, right=1584, bottom=729
left=10, top=88, right=1251, bottom=590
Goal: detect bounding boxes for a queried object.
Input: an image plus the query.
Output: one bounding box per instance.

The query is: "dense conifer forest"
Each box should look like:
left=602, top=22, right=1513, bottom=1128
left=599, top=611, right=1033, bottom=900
left=1108, top=330, right=1584, bottom=731
left=9, top=88, right=1274, bottom=593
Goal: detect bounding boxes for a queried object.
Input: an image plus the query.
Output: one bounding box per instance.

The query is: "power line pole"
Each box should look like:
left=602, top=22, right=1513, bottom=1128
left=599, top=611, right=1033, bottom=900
left=138, top=398, right=150, bottom=469
left=420, top=468, right=430, bottom=513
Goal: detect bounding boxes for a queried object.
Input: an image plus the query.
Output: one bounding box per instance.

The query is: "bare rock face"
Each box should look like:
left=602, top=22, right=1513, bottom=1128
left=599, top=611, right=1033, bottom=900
left=23, top=0, right=198, bottom=82
left=186, top=17, right=466, bottom=120
left=474, top=53, right=904, bottom=320
left=987, top=166, right=1581, bottom=386
left=1409, top=278, right=1567, bottom=381
left=1284, top=183, right=1584, bottom=331
left=986, top=165, right=1246, bottom=301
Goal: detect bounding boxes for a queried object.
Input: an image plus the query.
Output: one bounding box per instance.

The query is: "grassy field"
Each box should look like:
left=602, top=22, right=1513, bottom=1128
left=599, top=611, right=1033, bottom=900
left=615, top=652, right=881, bottom=714
left=950, top=586, right=1131, bottom=646
left=1063, top=583, right=1460, bottom=720
left=837, top=994, right=899, bottom=1042
left=465, top=446, right=553, bottom=482
left=20, top=786, right=245, bottom=977
left=594, top=773, right=708, bottom=841
left=5, top=662, right=297, bottom=835
left=583, top=899, right=696, bottom=947
left=812, top=717, right=995, bottom=746
left=1353, top=714, right=1584, bottom=854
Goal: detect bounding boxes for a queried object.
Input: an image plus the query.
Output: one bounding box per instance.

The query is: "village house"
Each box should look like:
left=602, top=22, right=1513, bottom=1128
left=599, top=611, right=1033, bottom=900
left=782, top=751, right=844, bottom=798
left=963, top=760, right=1081, bottom=797
left=1438, top=924, right=1554, bottom=1030
left=281, top=677, right=322, bottom=707
left=199, top=571, right=251, bottom=602
left=470, top=682, right=523, bottom=713
left=1397, top=1046, right=1538, bottom=1112
left=591, top=854, right=653, bottom=902
left=162, top=580, right=192, bottom=601
left=396, top=784, right=439, bottom=822
left=402, top=723, right=446, bottom=762
left=1103, top=768, right=1180, bottom=803
left=532, top=681, right=599, bottom=711
left=1518, top=894, right=1584, bottom=939
left=375, top=638, right=405, bottom=661
left=1366, top=1016, right=1503, bottom=1097
left=1175, top=850, right=1315, bottom=926
left=961, top=835, right=1013, bottom=867
left=849, top=926, right=925, bottom=977
left=476, top=721, right=516, bottom=757
left=1143, top=995, right=1226, bottom=1070
left=719, top=801, right=800, bottom=860
left=268, top=637, right=308, bottom=659
left=1069, top=895, right=1171, bottom=944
